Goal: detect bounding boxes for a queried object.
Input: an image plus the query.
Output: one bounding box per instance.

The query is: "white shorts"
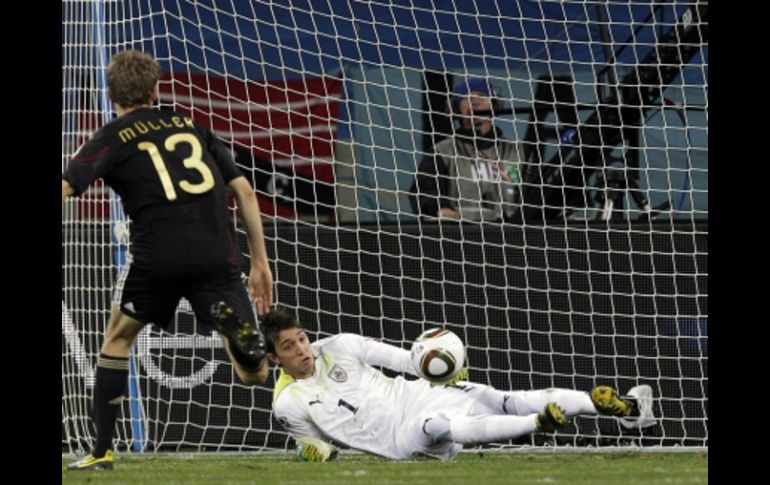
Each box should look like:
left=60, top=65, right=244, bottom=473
left=395, top=382, right=488, bottom=459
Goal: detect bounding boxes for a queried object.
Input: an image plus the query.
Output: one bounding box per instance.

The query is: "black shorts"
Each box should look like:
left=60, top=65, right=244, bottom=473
left=113, top=260, right=255, bottom=331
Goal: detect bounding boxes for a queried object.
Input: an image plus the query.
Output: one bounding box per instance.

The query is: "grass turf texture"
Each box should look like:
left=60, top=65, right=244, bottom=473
left=63, top=451, right=707, bottom=484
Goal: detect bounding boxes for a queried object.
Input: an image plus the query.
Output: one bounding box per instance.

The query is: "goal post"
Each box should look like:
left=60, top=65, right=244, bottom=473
left=62, top=0, right=707, bottom=454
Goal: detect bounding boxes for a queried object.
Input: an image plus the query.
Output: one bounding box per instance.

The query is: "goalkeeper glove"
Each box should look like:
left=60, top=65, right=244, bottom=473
left=295, top=436, right=338, bottom=462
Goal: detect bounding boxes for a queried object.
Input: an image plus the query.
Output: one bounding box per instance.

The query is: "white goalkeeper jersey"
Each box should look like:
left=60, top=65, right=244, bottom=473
left=272, top=333, right=473, bottom=459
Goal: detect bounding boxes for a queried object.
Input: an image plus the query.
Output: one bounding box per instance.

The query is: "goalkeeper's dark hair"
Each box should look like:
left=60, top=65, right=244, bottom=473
left=108, top=50, right=161, bottom=108
left=261, top=306, right=305, bottom=354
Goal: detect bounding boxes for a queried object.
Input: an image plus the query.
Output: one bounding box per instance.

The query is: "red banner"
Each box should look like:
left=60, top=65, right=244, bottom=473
left=159, top=73, right=342, bottom=217
left=74, top=73, right=342, bottom=219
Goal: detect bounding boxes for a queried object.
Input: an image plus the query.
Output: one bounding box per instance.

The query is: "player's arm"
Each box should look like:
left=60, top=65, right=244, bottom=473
left=228, top=176, right=274, bottom=315
left=330, top=333, right=417, bottom=376
left=203, top=125, right=274, bottom=314
left=62, top=129, right=117, bottom=202
left=362, top=338, right=416, bottom=375
left=352, top=332, right=467, bottom=386
left=274, top=394, right=338, bottom=462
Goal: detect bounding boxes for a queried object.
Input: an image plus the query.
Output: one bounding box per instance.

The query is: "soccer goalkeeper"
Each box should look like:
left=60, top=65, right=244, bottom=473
left=264, top=307, right=655, bottom=461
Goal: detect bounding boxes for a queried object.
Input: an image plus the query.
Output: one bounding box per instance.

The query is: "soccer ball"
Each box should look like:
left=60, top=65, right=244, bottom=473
left=410, top=328, right=465, bottom=383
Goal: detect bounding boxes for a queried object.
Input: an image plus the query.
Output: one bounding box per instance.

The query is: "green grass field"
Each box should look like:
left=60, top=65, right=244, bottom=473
left=62, top=451, right=707, bottom=484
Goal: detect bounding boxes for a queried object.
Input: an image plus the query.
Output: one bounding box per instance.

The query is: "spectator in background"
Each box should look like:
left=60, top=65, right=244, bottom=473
left=411, top=77, right=525, bottom=222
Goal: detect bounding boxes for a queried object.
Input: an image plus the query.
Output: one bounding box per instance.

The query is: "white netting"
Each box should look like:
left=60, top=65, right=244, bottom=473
left=62, top=0, right=707, bottom=453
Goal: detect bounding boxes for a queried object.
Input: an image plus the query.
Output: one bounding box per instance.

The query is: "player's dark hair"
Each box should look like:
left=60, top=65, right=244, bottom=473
left=261, top=306, right=305, bottom=354
left=108, top=50, right=161, bottom=108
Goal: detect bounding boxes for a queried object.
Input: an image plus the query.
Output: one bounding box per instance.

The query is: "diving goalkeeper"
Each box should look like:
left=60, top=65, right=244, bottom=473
left=263, top=307, right=655, bottom=461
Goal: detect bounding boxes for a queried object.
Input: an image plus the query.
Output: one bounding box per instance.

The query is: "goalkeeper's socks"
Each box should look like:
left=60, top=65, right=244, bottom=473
left=92, top=354, right=129, bottom=458
left=449, top=414, right=538, bottom=444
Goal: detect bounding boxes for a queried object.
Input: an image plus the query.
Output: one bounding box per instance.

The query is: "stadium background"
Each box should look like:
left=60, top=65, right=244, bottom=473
left=62, top=0, right=707, bottom=454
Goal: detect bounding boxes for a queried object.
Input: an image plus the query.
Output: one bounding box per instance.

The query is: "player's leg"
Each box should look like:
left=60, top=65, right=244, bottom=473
left=69, top=262, right=178, bottom=471
left=590, top=385, right=655, bottom=428
left=403, top=411, right=454, bottom=453
left=217, top=334, right=268, bottom=385
left=188, top=265, right=268, bottom=385
left=448, top=402, right=568, bottom=443
left=590, top=385, right=633, bottom=416
left=67, top=307, right=144, bottom=471
left=469, top=386, right=596, bottom=418
left=409, top=403, right=567, bottom=451
left=469, top=384, right=655, bottom=429
left=209, top=300, right=267, bottom=383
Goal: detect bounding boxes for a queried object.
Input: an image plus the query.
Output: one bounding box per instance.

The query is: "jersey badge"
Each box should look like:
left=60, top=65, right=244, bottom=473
left=328, top=364, right=348, bottom=383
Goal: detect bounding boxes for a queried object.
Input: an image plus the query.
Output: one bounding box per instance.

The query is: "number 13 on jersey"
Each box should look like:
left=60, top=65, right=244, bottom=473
left=138, top=133, right=215, bottom=201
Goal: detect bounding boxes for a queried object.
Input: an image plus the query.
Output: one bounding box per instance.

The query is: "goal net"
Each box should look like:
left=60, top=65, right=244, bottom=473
left=62, top=0, right=707, bottom=453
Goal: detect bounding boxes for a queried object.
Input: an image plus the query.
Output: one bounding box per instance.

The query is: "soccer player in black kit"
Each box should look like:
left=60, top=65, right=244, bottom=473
left=63, top=50, right=274, bottom=470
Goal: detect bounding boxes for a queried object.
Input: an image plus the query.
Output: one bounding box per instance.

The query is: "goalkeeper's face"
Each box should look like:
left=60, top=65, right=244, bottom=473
left=268, top=328, right=315, bottom=379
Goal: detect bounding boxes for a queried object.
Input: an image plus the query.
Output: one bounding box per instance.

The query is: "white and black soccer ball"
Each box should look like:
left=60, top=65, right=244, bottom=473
left=410, top=328, right=465, bottom=383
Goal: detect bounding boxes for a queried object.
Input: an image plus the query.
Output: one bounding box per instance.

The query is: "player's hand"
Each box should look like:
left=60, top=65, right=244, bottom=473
left=295, top=436, right=338, bottom=462
left=248, top=259, right=274, bottom=315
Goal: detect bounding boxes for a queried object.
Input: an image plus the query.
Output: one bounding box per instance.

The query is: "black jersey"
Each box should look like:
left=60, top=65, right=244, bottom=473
left=63, top=108, right=244, bottom=266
